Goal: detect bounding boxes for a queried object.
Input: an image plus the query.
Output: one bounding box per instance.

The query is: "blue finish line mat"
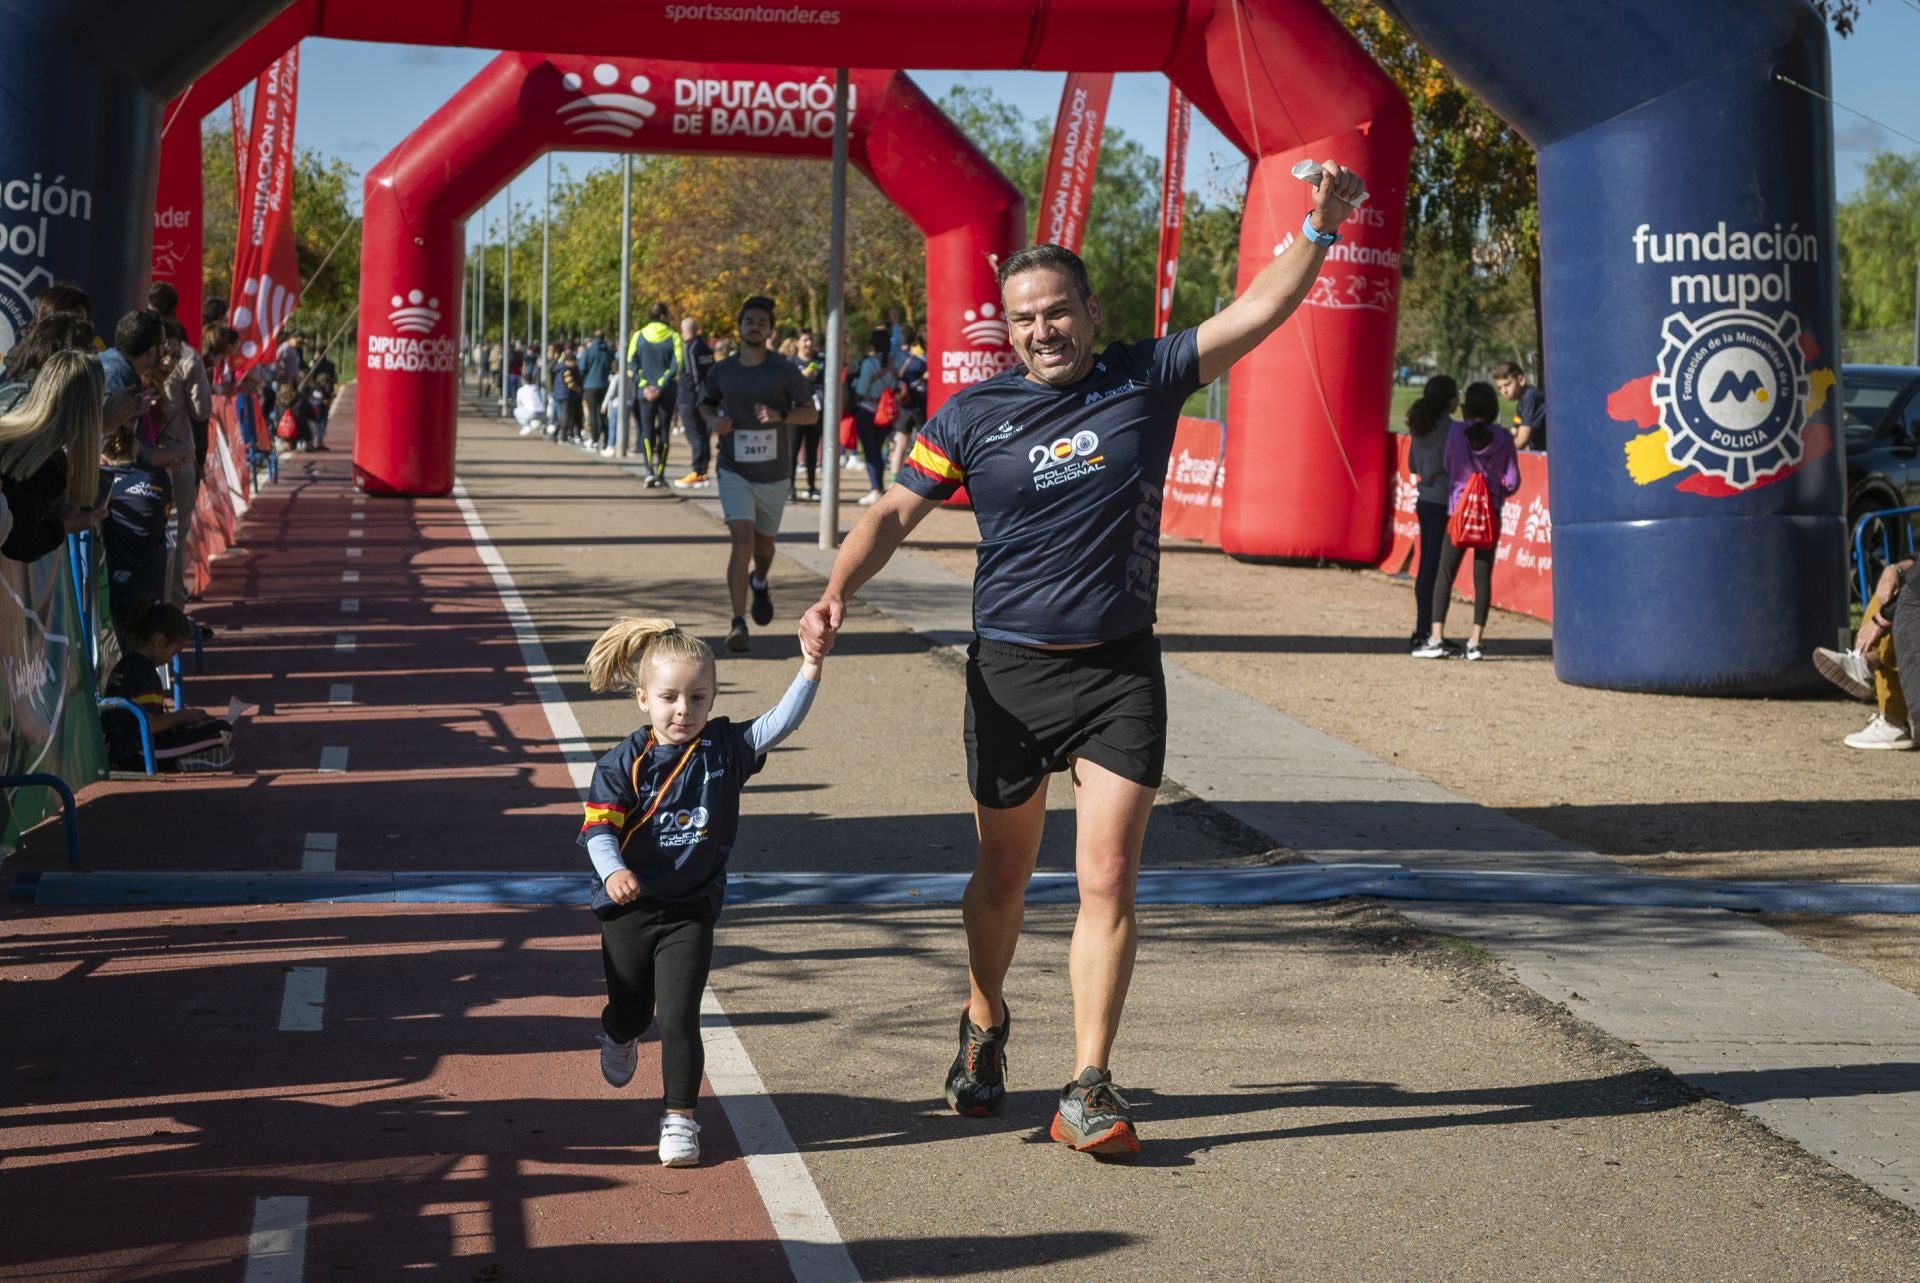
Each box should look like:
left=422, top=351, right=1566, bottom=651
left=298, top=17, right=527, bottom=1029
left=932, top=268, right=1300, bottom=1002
left=16, top=864, right=1920, bottom=915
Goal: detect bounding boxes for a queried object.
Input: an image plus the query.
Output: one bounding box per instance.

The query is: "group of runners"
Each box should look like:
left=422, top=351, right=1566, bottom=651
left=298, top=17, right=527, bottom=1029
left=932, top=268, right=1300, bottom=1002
left=577, top=162, right=1368, bottom=1164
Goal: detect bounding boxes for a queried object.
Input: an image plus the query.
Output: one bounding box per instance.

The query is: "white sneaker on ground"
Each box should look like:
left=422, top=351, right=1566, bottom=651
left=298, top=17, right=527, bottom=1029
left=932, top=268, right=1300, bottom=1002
left=1464, top=642, right=1484, bottom=662
left=597, top=1033, right=638, bottom=1087
left=1813, top=646, right=1874, bottom=701
left=518, top=425, right=536, bottom=437
left=601, top=446, right=618, bottom=458
left=658, top=1114, right=701, bottom=1167
left=856, top=489, right=883, bottom=506
left=1410, top=639, right=1450, bottom=659
left=1844, top=713, right=1915, bottom=750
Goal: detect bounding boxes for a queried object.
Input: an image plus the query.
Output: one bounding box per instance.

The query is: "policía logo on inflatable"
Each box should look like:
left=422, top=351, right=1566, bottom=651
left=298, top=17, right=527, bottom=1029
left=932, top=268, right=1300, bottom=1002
left=1608, top=219, right=1836, bottom=497
left=1648, top=308, right=1810, bottom=491
left=557, top=65, right=657, bottom=138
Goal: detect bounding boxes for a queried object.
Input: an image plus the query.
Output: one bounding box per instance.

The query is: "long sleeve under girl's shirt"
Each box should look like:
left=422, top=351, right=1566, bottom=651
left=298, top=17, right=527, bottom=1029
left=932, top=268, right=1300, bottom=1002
left=577, top=669, right=818, bottom=908
left=1442, top=420, right=1522, bottom=515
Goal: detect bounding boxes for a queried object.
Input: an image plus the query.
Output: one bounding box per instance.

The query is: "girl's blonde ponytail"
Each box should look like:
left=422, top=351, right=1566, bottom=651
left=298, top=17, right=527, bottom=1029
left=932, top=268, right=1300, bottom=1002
left=584, top=617, right=712, bottom=692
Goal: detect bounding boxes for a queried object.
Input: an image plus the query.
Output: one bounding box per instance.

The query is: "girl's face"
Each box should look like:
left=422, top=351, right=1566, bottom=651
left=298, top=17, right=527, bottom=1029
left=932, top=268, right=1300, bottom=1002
left=136, top=634, right=188, bottom=664
left=637, top=656, right=716, bottom=745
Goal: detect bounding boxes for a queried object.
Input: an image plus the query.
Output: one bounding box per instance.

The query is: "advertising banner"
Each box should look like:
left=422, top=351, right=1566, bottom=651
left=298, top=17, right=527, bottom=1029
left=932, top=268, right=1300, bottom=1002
left=188, top=394, right=258, bottom=596
left=1162, top=416, right=1225, bottom=545
left=152, top=101, right=204, bottom=345
left=229, top=48, right=301, bottom=374
left=1035, top=72, right=1111, bottom=253
left=1, top=541, right=104, bottom=847
left=1153, top=87, right=1190, bottom=339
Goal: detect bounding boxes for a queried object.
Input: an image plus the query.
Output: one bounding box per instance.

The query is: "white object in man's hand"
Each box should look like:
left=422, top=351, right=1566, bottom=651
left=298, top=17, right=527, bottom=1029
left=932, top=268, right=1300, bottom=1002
left=1291, top=158, right=1370, bottom=207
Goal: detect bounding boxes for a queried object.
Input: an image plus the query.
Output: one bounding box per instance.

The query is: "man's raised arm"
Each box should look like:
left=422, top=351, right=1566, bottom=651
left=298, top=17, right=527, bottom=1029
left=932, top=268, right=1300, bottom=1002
left=1194, top=161, right=1367, bottom=386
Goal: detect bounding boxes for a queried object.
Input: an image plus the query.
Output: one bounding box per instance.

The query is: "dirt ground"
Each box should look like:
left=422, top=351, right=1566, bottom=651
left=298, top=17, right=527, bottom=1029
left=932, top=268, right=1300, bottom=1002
left=898, top=508, right=1920, bottom=1000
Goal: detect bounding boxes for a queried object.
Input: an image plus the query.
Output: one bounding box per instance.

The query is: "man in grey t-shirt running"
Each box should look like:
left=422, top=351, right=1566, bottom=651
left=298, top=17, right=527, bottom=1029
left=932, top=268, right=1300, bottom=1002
left=699, top=295, right=820, bottom=653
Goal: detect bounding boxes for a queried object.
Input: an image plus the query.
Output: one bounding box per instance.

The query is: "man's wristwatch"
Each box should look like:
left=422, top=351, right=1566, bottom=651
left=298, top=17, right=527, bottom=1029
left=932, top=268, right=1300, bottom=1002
left=1302, top=212, right=1340, bottom=247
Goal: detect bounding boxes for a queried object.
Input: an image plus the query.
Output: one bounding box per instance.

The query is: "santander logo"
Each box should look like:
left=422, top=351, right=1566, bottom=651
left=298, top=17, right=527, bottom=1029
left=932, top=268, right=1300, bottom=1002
left=961, top=302, right=1008, bottom=349
left=388, top=289, right=442, bottom=335
left=557, top=65, right=658, bottom=138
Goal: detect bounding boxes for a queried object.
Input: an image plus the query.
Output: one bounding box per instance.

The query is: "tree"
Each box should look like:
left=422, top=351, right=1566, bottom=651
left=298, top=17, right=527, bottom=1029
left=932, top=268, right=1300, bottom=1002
left=1837, top=150, right=1920, bottom=343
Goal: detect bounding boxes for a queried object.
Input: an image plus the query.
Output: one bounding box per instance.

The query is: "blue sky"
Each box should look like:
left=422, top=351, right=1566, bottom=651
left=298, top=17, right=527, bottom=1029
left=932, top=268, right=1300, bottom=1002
left=270, top=17, right=1919, bottom=245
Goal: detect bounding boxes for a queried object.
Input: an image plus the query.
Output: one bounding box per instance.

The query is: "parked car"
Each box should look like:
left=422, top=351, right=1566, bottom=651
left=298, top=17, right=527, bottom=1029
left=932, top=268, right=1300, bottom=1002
left=1843, top=363, right=1920, bottom=597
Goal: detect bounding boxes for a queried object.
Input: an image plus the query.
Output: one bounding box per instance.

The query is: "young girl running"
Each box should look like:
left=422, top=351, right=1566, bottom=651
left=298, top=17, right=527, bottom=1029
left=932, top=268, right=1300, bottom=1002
left=578, top=617, right=822, bottom=1166
left=1414, top=381, right=1521, bottom=662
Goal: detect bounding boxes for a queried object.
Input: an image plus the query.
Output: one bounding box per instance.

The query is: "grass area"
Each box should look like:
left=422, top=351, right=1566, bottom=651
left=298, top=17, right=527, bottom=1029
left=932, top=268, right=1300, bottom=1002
left=1432, top=933, right=1499, bottom=966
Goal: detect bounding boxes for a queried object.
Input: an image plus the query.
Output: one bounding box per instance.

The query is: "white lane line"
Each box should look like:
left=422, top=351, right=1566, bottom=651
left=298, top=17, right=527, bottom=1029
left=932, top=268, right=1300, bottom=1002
left=349, top=529, right=363, bottom=540
left=351, top=512, right=365, bottom=523
left=302, top=832, right=337, bottom=872
left=340, top=599, right=360, bottom=614
left=277, top=968, right=327, bottom=1032
left=328, top=683, right=354, bottom=706
left=346, top=547, right=362, bottom=559
left=449, top=480, right=857, bottom=1280
left=335, top=634, right=356, bottom=653
left=704, top=986, right=860, bottom=1283
left=342, top=570, right=360, bottom=584
left=318, top=747, right=349, bottom=774
left=243, top=1196, right=309, bottom=1282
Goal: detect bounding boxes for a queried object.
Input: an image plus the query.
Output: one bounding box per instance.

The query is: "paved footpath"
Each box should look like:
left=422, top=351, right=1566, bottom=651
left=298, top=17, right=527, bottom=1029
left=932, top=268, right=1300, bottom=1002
left=710, top=482, right=1920, bottom=1216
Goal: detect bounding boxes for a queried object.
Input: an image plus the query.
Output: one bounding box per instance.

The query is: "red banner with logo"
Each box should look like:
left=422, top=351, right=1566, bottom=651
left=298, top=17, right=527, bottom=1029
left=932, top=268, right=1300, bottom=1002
left=152, top=102, right=205, bottom=346
left=1382, top=435, right=1554, bottom=620
left=229, top=48, right=300, bottom=374
left=1163, top=416, right=1225, bottom=545
left=1035, top=72, right=1111, bottom=253
left=1153, top=87, right=1190, bottom=339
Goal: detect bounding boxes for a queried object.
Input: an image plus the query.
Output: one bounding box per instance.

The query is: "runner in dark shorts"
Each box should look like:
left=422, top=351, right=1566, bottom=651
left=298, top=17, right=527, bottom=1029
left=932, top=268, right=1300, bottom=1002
left=800, top=162, right=1368, bottom=1157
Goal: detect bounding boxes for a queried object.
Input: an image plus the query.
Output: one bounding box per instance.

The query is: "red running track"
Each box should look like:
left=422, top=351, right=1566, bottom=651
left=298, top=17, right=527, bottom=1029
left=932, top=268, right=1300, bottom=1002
left=1, top=399, right=802, bottom=1280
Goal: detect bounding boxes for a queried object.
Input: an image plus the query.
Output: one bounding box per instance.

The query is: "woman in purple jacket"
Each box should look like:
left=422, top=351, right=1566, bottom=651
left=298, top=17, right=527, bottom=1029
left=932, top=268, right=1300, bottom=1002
left=1413, top=381, right=1520, bottom=662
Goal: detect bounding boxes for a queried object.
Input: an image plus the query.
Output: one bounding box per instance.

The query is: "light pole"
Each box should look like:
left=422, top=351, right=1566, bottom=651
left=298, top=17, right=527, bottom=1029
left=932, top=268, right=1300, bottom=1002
left=499, top=182, right=511, bottom=417
left=819, top=69, right=849, bottom=550
left=616, top=154, right=634, bottom=460
left=541, top=153, right=552, bottom=407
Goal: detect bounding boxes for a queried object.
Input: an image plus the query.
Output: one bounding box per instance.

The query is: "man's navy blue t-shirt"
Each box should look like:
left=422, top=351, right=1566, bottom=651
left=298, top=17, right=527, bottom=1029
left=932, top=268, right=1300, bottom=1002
left=895, top=328, right=1204, bottom=645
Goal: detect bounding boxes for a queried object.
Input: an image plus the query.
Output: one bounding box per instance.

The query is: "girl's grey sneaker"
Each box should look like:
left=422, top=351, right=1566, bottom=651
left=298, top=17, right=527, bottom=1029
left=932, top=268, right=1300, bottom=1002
left=1050, top=1066, right=1139, bottom=1157
left=1464, top=642, right=1484, bottom=661
left=597, top=1033, right=638, bottom=1088
left=1411, top=639, right=1449, bottom=659
left=658, top=1113, right=701, bottom=1166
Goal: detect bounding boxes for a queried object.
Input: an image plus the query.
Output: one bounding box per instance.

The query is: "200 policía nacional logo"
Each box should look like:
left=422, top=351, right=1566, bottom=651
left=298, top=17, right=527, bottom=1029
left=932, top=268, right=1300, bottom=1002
left=1650, top=307, right=1810, bottom=491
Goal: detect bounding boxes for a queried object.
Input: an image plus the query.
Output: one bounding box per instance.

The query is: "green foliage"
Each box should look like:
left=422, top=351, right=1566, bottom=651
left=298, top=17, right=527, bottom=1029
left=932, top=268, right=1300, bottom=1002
left=1838, top=150, right=1920, bottom=334
left=202, top=122, right=362, bottom=369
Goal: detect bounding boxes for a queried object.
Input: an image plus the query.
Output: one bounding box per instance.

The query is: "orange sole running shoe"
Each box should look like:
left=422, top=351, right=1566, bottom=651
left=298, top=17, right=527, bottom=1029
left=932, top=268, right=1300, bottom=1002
left=1051, top=1066, right=1140, bottom=1156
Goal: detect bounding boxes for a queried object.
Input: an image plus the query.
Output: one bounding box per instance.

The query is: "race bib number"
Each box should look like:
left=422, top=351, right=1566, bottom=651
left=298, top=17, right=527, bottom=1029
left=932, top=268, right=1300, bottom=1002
left=735, top=428, right=777, bottom=463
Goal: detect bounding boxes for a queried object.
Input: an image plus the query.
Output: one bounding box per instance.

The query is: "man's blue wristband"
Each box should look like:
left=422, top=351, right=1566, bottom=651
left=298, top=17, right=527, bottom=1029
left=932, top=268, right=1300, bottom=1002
left=1302, top=212, right=1340, bottom=247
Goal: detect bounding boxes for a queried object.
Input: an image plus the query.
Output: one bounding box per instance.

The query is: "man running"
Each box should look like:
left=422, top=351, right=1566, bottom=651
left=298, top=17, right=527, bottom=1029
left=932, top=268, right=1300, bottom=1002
left=629, top=302, right=683, bottom=488
left=799, top=163, right=1367, bottom=1157
left=700, top=295, right=819, bottom=654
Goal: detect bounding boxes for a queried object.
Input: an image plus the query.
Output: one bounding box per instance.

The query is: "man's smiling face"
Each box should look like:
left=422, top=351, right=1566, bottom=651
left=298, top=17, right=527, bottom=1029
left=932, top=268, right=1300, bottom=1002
left=1003, top=267, right=1102, bottom=388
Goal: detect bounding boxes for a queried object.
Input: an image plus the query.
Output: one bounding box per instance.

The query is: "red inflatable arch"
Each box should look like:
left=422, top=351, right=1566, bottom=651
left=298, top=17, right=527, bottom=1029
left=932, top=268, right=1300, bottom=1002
left=162, top=0, right=1411, bottom=557
left=354, top=55, right=1021, bottom=494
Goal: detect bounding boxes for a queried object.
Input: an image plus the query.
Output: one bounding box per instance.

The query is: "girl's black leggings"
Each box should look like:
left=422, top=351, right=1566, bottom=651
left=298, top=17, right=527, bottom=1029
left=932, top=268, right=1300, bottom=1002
left=1433, top=527, right=1500, bottom=630
left=599, top=896, right=718, bottom=1110
left=1412, top=498, right=1448, bottom=637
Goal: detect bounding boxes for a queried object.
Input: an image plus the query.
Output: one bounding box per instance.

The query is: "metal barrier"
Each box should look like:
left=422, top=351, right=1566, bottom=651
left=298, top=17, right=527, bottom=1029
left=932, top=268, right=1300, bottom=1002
left=95, top=697, right=156, bottom=775
left=0, top=773, right=80, bottom=868
left=1852, top=505, right=1920, bottom=603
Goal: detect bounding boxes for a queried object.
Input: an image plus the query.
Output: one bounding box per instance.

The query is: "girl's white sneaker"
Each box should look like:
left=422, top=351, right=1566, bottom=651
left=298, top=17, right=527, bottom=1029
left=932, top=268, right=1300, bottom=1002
left=659, top=1113, right=701, bottom=1166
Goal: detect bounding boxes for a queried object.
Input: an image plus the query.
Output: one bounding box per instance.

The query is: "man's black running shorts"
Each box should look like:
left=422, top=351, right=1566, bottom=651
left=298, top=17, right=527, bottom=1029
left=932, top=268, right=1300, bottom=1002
left=963, top=629, right=1166, bottom=809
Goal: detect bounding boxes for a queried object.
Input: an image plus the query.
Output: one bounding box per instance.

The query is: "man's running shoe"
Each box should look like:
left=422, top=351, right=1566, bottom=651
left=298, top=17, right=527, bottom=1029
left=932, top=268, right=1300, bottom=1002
left=673, top=471, right=711, bottom=489
left=750, top=575, right=774, bottom=626
left=944, top=1005, right=1010, bottom=1117
left=726, top=616, right=750, bottom=653
left=1050, top=1066, right=1139, bottom=1156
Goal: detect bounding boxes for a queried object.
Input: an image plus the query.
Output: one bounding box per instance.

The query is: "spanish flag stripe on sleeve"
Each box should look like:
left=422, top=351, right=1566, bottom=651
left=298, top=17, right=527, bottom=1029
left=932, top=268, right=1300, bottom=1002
left=581, top=803, right=627, bottom=832
left=907, top=438, right=964, bottom=484
left=133, top=693, right=168, bottom=708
